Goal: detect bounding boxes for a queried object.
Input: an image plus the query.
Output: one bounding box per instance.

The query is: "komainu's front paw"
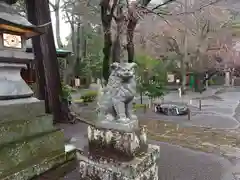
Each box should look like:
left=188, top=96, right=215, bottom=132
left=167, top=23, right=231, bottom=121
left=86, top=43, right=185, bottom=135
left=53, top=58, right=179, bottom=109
left=106, top=114, right=115, bottom=121
left=129, top=114, right=137, bottom=120
left=117, top=117, right=131, bottom=123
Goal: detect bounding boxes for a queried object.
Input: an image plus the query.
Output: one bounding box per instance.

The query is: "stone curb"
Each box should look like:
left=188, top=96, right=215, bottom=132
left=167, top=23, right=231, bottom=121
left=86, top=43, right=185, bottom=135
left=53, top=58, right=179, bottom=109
left=189, top=123, right=240, bottom=131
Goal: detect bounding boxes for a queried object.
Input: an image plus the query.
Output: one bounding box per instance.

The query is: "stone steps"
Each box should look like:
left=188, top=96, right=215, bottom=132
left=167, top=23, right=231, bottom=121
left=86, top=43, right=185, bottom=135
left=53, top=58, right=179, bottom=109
left=0, top=99, right=46, bottom=122
left=0, top=115, right=53, bottom=146
left=0, top=99, right=76, bottom=179
left=0, top=129, right=65, bottom=177
left=1, top=144, right=76, bottom=180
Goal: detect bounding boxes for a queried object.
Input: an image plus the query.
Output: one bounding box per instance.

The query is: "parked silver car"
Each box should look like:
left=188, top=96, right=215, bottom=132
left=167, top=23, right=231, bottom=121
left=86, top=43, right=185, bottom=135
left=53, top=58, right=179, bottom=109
left=154, top=103, right=189, bottom=116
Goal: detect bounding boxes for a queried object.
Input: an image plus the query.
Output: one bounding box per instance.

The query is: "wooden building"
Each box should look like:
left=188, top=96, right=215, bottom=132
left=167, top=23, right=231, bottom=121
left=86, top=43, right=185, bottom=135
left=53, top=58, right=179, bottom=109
left=21, top=47, right=72, bottom=84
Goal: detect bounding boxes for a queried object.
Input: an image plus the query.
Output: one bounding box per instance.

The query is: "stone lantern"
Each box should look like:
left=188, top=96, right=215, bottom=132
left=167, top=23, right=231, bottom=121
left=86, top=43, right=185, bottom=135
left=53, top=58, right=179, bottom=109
left=0, top=2, right=76, bottom=180
left=0, top=1, right=42, bottom=99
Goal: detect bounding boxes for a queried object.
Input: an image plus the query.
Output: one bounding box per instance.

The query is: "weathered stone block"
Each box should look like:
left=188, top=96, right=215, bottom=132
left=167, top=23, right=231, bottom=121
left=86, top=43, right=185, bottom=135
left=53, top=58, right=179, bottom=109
left=0, top=98, right=46, bottom=121
left=0, top=129, right=65, bottom=177
left=0, top=114, right=53, bottom=145
left=94, top=119, right=139, bottom=133
left=1, top=144, right=76, bottom=180
left=77, top=144, right=160, bottom=180
left=0, top=98, right=77, bottom=179
left=87, top=125, right=148, bottom=161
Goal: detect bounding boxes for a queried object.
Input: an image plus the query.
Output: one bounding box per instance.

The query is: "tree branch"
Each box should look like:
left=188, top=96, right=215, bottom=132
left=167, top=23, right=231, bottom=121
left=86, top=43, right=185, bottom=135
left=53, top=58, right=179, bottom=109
left=175, top=0, right=223, bottom=15
left=152, top=0, right=177, bottom=11
left=49, top=1, right=55, bottom=9
left=141, top=7, right=171, bottom=24
left=140, top=0, right=152, bottom=7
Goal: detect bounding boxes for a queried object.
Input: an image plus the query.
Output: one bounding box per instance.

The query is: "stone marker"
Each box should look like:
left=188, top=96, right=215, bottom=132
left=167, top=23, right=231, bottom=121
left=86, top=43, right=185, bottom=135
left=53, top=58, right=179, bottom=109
left=0, top=2, right=76, bottom=179
left=76, top=62, right=160, bottom=179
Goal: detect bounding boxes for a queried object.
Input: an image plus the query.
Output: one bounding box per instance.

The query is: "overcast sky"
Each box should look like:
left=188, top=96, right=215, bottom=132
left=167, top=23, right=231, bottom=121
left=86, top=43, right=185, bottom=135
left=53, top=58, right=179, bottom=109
left=50, top=0, right=162, bottom=47
left=50, top=0, right=69, bottom=46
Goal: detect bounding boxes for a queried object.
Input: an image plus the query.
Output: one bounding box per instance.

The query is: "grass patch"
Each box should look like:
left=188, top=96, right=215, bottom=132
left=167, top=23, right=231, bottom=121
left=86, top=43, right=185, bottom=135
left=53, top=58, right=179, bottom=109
left=81, top=90, right=98, bottom=103
left=140, top=120, right=240, bottom=155
left=73, top=99, right=83, bottom=103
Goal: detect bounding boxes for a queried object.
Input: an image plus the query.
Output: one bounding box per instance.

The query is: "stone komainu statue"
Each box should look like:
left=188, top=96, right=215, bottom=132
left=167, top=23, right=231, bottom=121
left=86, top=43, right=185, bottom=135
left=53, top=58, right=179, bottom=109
left=97, top=62, right=137, bottom=123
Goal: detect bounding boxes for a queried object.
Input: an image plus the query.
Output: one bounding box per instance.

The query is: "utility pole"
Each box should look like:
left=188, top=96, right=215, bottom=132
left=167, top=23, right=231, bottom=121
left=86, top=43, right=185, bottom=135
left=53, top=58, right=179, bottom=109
left=181, top=0, right=187, bottom=95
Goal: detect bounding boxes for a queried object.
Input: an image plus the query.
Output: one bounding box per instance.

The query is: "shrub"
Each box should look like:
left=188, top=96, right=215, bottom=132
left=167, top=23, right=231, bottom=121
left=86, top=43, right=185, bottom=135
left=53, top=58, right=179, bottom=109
left=208, top=79, right=214, bottom=85
left=81, top=90, right=98, bottom=103
left=133, top=103, right=147, bottom=109
left=133, top=103, right=148, bottom=113
left=69, top=86, right=78, bottom=92
left=143, top=81, right=165, bottom=99
left=60, top=83, right=72, bottom=103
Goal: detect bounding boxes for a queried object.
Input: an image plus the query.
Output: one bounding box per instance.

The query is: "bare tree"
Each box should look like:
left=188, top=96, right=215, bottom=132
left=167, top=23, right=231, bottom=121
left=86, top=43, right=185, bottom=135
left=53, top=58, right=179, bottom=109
left=49, top=0, right=63, bottom=48
left=100, top=0, right=179, bottom=83
left=136, top=0, right=235, bottom=71
left=62, top=0, right=100, bottom=82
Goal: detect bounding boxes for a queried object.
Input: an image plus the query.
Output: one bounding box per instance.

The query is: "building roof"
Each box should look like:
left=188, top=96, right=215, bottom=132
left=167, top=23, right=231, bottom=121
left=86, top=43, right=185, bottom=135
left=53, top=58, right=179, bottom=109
left=26, top=40, right=72, bottom=57
left=26, top=46, right=72, bottom=58
left=0, top=2, right=43, bottom=38
left=56, top=49, right=72, bottom=56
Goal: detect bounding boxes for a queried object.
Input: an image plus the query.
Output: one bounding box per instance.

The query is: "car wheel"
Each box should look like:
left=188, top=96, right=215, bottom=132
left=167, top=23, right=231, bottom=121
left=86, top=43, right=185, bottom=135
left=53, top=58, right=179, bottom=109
left=170, top=108, right=177, bottom=116
left=163, top=108, right=168, bottom=115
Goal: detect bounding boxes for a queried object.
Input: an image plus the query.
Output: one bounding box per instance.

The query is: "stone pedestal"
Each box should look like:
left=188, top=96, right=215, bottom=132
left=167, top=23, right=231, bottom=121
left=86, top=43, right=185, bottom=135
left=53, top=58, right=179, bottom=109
left=0, top=98, right=76, bottom=180
left=76, top=123, right=160, bottom=180
left=0, top=63, right=33, bottom=100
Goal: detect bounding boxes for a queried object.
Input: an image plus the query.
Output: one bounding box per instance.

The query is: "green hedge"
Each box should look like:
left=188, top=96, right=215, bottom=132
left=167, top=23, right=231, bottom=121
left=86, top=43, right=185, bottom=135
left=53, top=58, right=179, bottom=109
left=81, top=90, right=98, bottom=103
left=133, top=103, right=147, bottom=109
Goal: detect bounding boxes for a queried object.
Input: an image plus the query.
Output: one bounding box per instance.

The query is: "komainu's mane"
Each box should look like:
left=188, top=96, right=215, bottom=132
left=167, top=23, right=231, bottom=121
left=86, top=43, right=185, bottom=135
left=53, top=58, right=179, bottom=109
left=106, top=70, right=122, bottom=91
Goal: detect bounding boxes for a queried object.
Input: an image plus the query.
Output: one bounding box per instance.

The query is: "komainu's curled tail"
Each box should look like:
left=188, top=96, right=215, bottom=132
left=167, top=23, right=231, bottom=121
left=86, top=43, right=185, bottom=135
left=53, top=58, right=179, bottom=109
left=96, top=84, right=104, bottom=112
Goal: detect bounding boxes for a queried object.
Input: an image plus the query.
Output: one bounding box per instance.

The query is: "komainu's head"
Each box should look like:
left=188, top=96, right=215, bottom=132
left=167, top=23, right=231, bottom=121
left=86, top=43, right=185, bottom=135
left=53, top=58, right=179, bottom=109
left=110, top=62, right=137, bottom=81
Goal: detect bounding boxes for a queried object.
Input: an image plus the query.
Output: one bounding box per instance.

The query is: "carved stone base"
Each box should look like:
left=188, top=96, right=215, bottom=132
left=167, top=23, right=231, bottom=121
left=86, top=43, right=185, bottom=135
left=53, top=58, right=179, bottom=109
left=77, top=144, right=160, bottom=180
left=0, top=63, right=33, bottom=100
left=94, top=119, right=139, bottom=132
left=87, top=125, right=148, bottom=161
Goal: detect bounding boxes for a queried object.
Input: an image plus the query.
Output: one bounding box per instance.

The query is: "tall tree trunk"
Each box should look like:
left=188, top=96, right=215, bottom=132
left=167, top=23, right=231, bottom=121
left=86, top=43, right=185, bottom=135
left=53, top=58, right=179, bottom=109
left=64, top=11, right=75, bottom=53
left=127, top=19, right=137, bottom=63
left=100, top=0, right=151, bottom=81
left=49, top=0, right=62, bottom=48
left=25, top=0, right=64, bottom=123
left=75, top=22, right=81, bottom=77
left=71, top=30, right=76, bottom=53
left=112, top=5, right=126, bottom=63
left=55, top=4, right=63, bottom=48
left=26, top=0, right=50, bottom=113
left=126, top=2, right=149, bottom=63
left=100, top=0, right=117, bottom=83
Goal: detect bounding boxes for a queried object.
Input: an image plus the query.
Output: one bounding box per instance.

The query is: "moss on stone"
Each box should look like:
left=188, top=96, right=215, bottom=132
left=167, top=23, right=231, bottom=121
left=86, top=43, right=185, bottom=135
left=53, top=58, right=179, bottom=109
left=0, top=129, right=65, bottom=176
left=0, top=115, right=53, bottom=146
